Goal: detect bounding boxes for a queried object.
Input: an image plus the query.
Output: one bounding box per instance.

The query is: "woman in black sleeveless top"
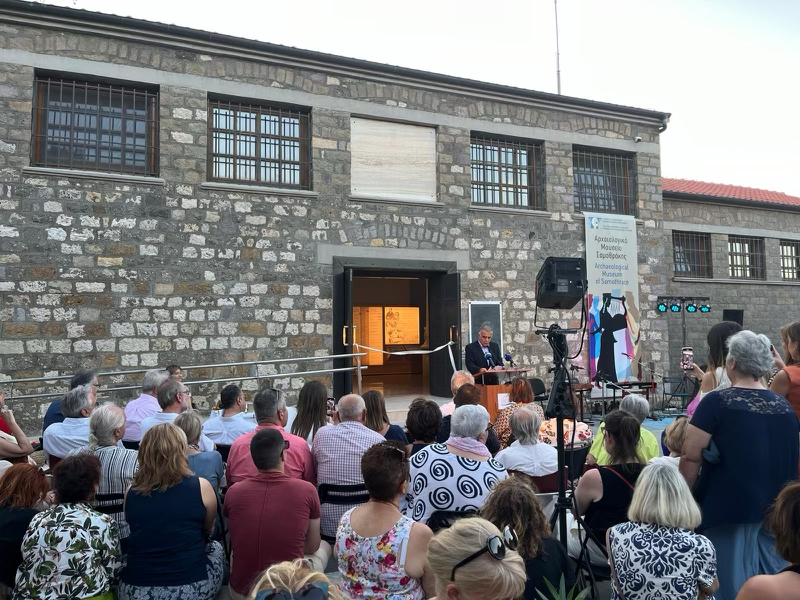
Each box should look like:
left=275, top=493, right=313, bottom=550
left=564, top=410, right=645, bottom=564
left=736, top=481, right=800, bottom=600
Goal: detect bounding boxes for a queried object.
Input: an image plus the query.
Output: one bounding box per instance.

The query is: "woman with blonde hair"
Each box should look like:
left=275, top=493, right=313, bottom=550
left=609, top=461, right=718, bottom=599
left=426, top=517, right=526, bottom=600
left=248, top=559, right=345, bottom=600
left=769, top=321, right=800, bottom=420
left=120, top=423, right=224, bottom=600
left=174, top=411, right=224, bottom=493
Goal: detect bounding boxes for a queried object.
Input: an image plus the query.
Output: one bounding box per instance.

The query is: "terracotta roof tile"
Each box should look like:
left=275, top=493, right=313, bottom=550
left=662, top=178, right=800, bottom=207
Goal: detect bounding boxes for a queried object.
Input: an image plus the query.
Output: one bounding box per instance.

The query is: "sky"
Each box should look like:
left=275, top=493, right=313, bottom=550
left=41, top=0, right=800, bottom=195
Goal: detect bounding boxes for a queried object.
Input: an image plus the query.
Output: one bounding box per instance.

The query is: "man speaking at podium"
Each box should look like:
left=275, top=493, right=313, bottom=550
left=465, top=323, right=505, bottom=385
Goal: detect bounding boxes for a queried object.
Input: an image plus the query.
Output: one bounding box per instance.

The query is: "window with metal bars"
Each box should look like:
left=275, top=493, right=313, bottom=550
left=470, top=136, right=544, bottom=209
left=208, top=100, right=310, bottom=189
left=32, top=76, right=159, bottom=176
left=673, top=231, right=713, bottom=278
left=572, top=148, right=636, bottom=215
left=780, top=240, right=800, bottom=281
left=728, top=235, right=766, bottom=280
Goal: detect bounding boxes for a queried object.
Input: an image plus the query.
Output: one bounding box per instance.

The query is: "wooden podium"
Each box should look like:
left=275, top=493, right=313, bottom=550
left=474, top=367, right=530, bottom=421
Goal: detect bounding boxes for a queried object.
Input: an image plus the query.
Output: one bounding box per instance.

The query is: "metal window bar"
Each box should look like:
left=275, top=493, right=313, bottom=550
left=672, top=231, right=713, bottom=278
left=208, top=100, right=311, bottom=190
left=780, top=240, right=800, bottom=281
left=470, top=137, right=545, bottom=210
left=572, top=148, right=636, bottom=215
left=0, top=353, right=367, bottom=401
left=728, top=235, right=766, bottom=280
left=31, top=76, right=158, bottom=176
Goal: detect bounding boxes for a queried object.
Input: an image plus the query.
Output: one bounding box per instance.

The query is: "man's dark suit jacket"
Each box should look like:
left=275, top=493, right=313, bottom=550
left=464, top=340, right=504, bottom=385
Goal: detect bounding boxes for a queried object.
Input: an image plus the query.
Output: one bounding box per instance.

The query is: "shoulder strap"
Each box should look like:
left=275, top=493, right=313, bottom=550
left=601, top=466, right=635, bottom=491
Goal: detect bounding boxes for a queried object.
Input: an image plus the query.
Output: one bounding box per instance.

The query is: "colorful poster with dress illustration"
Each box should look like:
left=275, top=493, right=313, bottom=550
left=584, top=213, right=640, bottom=383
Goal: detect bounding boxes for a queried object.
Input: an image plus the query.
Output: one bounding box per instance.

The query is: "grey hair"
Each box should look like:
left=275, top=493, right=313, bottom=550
left=142, top=369, right=170, bottom=394
left=479, top=322, right=493, bottom=333
left=62, top=383, right=93, bottom=418
left=451, top=404, right=490, bottom=439
left=338, top=394, right=366, bottom=421
left=253, top=388, right=286, bottom=422
left=726, top=330, right=774, bottom=379
left=450, top=370, right=475, bottom=396
left=620, top=394, right=650, bottom=424
left=89, top=403, right=125, bottom=449
left=509, top=404, right=542, bottom=445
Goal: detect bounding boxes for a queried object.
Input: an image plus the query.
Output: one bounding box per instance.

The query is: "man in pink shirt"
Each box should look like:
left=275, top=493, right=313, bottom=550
left=227, top=388, right=315, bottom=485
left=122, top=369, right=170, bottom=444
left=223, top=428, right=329, bottom=600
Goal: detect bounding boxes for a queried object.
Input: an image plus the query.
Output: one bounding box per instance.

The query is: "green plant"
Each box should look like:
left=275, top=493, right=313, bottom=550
left=535, top=576, right=590, bottom=600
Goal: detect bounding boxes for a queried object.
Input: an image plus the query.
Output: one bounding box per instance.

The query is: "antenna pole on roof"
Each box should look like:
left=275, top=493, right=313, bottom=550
left=554, top=0, right=562, bottom=94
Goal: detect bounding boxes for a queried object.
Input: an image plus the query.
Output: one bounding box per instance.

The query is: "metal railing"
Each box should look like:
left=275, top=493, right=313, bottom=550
left=1, top=353, right=368, bottom=402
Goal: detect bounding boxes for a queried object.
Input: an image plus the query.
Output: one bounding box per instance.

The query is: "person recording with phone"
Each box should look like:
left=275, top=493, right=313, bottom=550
left=465, top=323, right=505, bottom=386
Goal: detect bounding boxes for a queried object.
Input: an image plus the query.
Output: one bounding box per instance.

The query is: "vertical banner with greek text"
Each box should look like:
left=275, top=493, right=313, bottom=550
left=584, top=213, right=640, bottom=383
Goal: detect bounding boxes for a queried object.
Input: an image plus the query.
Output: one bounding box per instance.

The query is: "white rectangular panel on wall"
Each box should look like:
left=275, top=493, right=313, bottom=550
left=350, top=118, right=437, bottom=202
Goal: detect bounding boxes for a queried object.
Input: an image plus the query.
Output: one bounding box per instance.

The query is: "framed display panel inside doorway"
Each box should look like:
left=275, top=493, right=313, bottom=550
left=468, top=301, right=503, bottom=357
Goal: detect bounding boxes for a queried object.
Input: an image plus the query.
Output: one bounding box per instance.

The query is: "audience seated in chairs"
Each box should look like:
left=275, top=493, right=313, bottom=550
left=227, top=387, right=315, bottom=486
left=83, top=403, right=139, bottom=545
left=426, top=517, right=526, bottom=600
left=405, top=398, right=442, bottom=456
left=290, top=380, right=332, bottom=448
left=363, top=390, right=409, bottom=447
left=562, top=409, right=645, bottom=565
left=42, top=368, right=99, bottom=436
left=175, top=411, right=225, bottom=494
left=439, top=370, right=475, bottom=417
left=608, top=461, right=718, bottom=600
left=139, top=378, right=215, bottom=452
left=436, top=384, right=501, bottom=454
left=224, top=428, right=330, bottom=600
left=737, top=481, right=800, bottom=600
left=493, top=377, right=545, bottom=449
left=202, top=384, right=256, bottom=446
left=586, top=394, right=660, bottom=466
left=121, top=423, right=224, bottom=600
left=336, top=441, right=434, bottom=599
left=313, top=394, right=385, bottom=538
left=122, top=368, right=171, bottom=447
left=482, top=477, right=575, bottom=599
left=0, top=392, right=34, bottom=462
left=0, top=464, right=51, bottom=598
left=407, top=404, right=507, bottom=524
left=494, top=404, right=558, bottom=478
left=247, top=559, right=346, bottom=600
left=15, top=454, right=121, bottom=600
left=42, top=382, right=97, bottom=464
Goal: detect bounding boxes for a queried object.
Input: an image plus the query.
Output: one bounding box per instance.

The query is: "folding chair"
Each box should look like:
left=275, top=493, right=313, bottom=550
left=426, top=509, right=477, bottom=533
left=564, top=444, right=590, bottom=483
left=571, top=513, right=612, bottom=600
left=528, top=378, right=549, bottom=413
left=215, top=444, right=232, bottom=463
left=318, top=483, right=370, bottom=543
left=121, top=440, right=140, bottom=451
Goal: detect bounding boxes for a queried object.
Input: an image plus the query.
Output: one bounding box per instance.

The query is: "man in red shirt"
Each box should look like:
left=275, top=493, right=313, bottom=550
left=223, top=428, right=330, bottom=599
left=226, top=388, right=315, bottom=485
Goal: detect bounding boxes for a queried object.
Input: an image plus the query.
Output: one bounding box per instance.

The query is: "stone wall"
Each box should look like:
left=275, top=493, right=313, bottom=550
left=0, top=17, right=669, bottom=431
left=664, top=198, right=800, bottom=368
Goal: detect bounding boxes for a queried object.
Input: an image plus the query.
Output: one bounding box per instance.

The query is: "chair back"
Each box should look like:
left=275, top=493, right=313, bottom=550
left=121, top=440, right=140, bottom=451
left=507, top=469, right=565, bottom=494
left=94, top=493, right=125, bottom=518
left=215, top=444, right=232, bottom=463
left=426, top=509, right=477, bottom=533
left=564, top=444, right=590, bottom=482
left=528, top=378, right=547, bottom=397
left=318, top=483, right=370, bottom=506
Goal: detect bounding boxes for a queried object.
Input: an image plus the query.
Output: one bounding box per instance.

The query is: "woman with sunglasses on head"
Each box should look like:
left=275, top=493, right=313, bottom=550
left=336, top=441, right=434, bottom=599
left=482, top=477, right=575, bottom=598
left=248, top=559, right=345, bottom=600
left=426, top=517, right=526, bottom=600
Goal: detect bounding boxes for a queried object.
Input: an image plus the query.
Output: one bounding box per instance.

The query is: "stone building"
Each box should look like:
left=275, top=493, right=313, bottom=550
left=0, top=0, right=675, bottom=431
left=663, top=178, right=800, bottom=366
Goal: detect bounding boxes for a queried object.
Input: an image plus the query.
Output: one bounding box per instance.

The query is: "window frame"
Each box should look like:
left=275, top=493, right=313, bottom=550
left=469, top=135, right=545, bottom=210
left=672, top=231, right=713, bottom=278
left=572, top=147, right=637, bottom=216
left=727, top=235, right=766, bottom=280
left=31, top=74, right=159, bottom=177
left=780, top=239, right=800, bottom=281
left=207, top=99, right=311, bottom=190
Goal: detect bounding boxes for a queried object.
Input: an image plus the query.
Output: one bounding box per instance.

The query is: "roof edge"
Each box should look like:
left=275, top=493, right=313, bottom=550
left=663, top=190, right=800, bottom=213
left=0, top=0, right=671, bottom=127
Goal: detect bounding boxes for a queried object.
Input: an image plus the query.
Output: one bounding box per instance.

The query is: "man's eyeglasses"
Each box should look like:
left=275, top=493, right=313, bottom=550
left=180, top=390, right=192, bottom=398
left=450, top=526, right=518, bottom=581
left=255, top=582, right=328, bottom=600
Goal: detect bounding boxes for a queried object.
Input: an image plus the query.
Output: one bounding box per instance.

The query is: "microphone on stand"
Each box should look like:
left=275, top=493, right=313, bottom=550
left=504, top=353, right=516, bottom=368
